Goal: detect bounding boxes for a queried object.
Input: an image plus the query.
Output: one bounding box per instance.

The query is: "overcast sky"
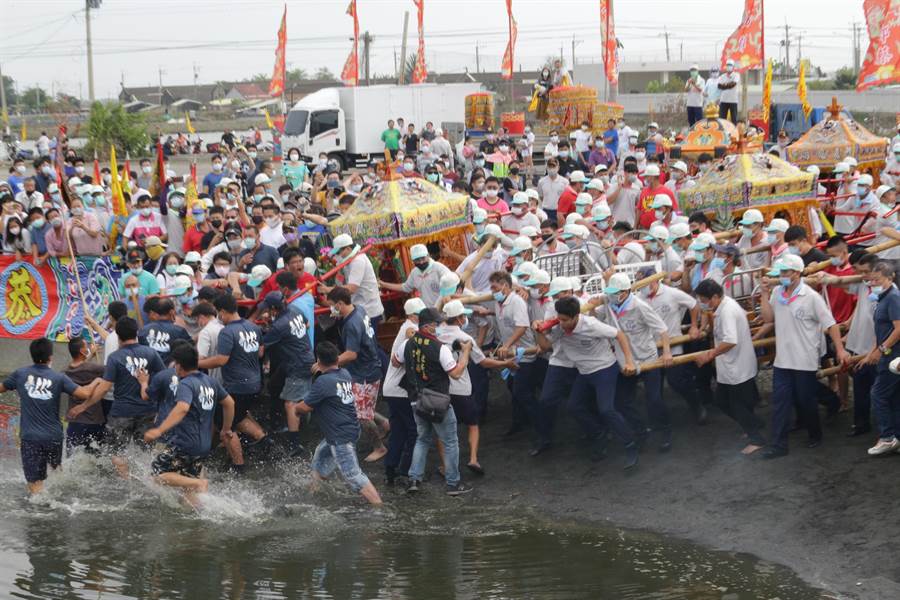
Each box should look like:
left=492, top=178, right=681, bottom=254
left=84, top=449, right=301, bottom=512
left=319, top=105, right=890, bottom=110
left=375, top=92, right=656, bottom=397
left=1, top=0, right=866, bottom=99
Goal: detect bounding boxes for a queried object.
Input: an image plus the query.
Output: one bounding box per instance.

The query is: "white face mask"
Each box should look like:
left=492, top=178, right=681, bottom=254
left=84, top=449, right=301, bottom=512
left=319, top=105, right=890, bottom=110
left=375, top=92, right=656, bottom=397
left=485, top=189, right=499, bottom=198
left=142, top=165, right=152, bottom=174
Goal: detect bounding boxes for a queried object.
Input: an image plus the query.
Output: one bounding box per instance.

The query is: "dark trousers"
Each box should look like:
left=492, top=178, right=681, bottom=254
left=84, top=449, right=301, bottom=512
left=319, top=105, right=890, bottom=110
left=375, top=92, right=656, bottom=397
left=570, top=365, right=634, bottom=445
left=771, top=367, right=821, bottom=451
left=719, top=102, right=738, bottom=122
left=663, top=363, right=702, bottom=413
left=537, top=365, right=578, bottom=444
left=687, top=106, right=703, bottom=126
left=615, top=369, right=670, bottom=435
left=384, top=396, right=416, bottom=477
left=468, top=359, right=490, bottom=422
left=852, top=364, right=877, bottom=430
left=544, top=209, right=557, bottom=224
left=871, top=370, right=900, bottom=440
left=65, top=422, right=105, bottom=456
left=715, top=379, right=766, bottom=446
left=510, top=358, right=548, bottom=433
left=370, top=315, right=390, bottom=380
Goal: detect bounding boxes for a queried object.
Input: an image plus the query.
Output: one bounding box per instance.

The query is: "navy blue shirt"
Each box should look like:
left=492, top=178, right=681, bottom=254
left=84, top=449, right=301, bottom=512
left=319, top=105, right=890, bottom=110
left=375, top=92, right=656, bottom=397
left=304, top=368, right=359, bottom=444
left=139, top=320, right=192, bottom=365
left=148, top=367, right=179, bottom=435
left=103, top=343, right=166, bottom=417
left=240, top=243, right=280, bottom=273
left=339, top=307, right=382, bottom=383
left=168, top=371, right=228, bottom=457
left=3, top=364, right=76, bottom=442
left=874, top=286, right=900, bottom=372
left=217, top=319, right=262, bottom=394
left=261, top=306, right=315, bottom=376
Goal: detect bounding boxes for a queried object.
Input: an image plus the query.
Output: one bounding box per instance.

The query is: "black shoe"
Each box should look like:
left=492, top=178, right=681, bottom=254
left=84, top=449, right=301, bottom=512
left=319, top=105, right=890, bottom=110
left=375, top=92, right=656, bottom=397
left=847, top=425, right=872, bottom=437
left=589, top=438, right=608, bottom=462
left=529, top=441, right=552, bottom=457
left=446, top=482, right=473, bottom=496
left=658, top=431, right=673, bottom=453
left=806, top=438, right=822, bottom=449
left=503, top=424, right=525, bottom=437
left=385, top=467, right=396, bottom=486
left=288, top=443, right=309, bottom=459
left=623, top=443, right=639, bottom=471
left=406, top=479, right=420, bottom=494
left=761, top=447, right=788, bottom=460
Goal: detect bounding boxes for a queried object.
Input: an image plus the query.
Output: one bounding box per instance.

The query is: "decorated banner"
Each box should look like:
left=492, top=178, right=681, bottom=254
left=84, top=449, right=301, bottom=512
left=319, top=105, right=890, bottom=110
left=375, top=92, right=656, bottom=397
left=20, top=118, right=26, bottom=142
left=761, top=58, right=773, bottom=125
left=411, top=0, right=428, bottom=83
left=857, top=0, right=900, bottom=91
left=500, top=0, right=517, bottom=80
left=0, top=256, right=123, bottom=342
left=341, top=0, right=360, bottom=86
left=185, top=112, right=195, bottom=135
left=797, top=59, right=812, bottom=121
left=269, top=4, right=288, bottom=97
left=599, top=0, right=619, bottom=84
left=720, top=0, right=764, bottom=72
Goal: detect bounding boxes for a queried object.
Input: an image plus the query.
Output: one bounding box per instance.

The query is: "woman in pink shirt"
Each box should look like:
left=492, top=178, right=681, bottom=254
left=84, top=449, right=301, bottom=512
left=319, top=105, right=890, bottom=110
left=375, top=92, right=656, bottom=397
left=67, top=197, right=105, bottom=256
left=475, top=176, right=509, bottom=216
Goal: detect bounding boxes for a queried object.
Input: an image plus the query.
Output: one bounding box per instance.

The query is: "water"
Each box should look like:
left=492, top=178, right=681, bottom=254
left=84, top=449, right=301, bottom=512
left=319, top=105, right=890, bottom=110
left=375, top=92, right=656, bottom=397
left=0, top=441, right=827, bottom=600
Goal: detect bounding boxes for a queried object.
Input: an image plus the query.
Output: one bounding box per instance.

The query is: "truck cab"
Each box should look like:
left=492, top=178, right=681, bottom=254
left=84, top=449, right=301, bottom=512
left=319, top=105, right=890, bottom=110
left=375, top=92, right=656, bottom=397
left=282, top=89, right=348, bottom=168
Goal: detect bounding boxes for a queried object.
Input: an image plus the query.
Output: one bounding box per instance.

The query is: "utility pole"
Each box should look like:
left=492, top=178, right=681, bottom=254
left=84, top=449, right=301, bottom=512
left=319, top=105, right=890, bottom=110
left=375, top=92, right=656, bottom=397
left=0, top=62, right=9, bottom=136
left=192, top=62, right=199, bottom=99
left=362, top=31, right=372, bottom=85
left=158, top=67, right=165, bottom=108
left=780, top=23, right=791, bottom=77
left=85, top=0, right=100, bottom=102
left=662, top=27, right=671, bottom=61
left=571, top=35, right=582, bottom=72
left=852, top=22, right=863, bottom=73
left=393, top=47, right=398, bottom=76
left=398, top=11, right=409, bottom=84
left=475, top=42, right=480, bottom=73
left=559, top=44, right=564, bottom=62
left=796, top=31, right=802, bottom=70
left=680, top=42, right=683, bottom=62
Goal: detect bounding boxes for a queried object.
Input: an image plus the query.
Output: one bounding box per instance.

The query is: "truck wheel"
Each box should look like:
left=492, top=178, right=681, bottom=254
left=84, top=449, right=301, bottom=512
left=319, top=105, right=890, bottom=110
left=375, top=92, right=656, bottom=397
left=328, top=153, right=345, bottom=171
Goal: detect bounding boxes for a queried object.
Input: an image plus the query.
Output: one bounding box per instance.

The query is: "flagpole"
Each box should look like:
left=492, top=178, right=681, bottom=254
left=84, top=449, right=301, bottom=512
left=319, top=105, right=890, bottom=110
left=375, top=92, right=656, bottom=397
left=507, top=5, right=514, bottom=112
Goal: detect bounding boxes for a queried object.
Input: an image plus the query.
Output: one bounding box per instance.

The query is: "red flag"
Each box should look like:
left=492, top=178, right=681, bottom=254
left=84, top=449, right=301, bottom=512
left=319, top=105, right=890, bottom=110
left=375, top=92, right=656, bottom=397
left=411, top=0, right=428, bottom=83
left=500, top=0, right=516, bottom=80
left=720, top=0, right=764, bottom=72
left=341, top=0, right=360, bottom=86
left=599, top=0, right=618, bottom=84
left=93, top=155, right=101, bottom=185
left=857, top=0, right=900, bottom=91
left=268, top=5, right=287, bottom=97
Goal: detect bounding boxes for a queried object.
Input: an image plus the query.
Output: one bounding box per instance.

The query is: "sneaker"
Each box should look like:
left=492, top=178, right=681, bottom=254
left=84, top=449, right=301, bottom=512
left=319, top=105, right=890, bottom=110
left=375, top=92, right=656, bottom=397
left=406, top=479, right=421, bottom=494
left=867, top=438, right=900, bottom=456
left=446, top=482, right=473, bottom=496
left=623, top=443, right=639, bottom=471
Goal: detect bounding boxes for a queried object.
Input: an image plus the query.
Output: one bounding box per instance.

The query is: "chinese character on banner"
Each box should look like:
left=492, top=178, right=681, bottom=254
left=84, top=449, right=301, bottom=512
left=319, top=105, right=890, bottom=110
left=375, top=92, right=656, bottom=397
left=599, top=0, right=619, bottom=84
left=268, top=5, right=287, bottom=97
left=761, top=59, right=773, bottom=125
left=341, top=0, right=360, bottom=87
left=500, top=0, right=517, bottom=80
left=797, top=60, right=812, bottom=121
left=720, top=0, right=764, bottom=72
left=411, top=0, right=428, bottom=83
left=857, top=0, right=900, bottom=91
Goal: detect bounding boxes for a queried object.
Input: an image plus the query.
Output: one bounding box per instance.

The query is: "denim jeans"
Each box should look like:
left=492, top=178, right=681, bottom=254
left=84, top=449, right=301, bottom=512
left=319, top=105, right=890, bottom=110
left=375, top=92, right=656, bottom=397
left=409, top=405, right=461, bottom=486
left=311, top=438, right=371, bottom=492
left=537, top=365, right=578, bottom=444
left=771, top=367, right=821, bottom=451
left=385, top=396, right=417, bottom=477
left=570, top=364, right=634, bottom=446
left=871, top=370, right=900, bottom=440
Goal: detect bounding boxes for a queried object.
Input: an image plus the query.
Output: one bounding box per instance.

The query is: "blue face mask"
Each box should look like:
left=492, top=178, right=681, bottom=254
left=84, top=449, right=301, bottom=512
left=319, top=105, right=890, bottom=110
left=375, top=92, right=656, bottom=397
left=869, top=285, right=884, bottom=302
left=766, top=233, right=777, bottom=244
left=694, top=250, right=706, bottom=263
left=829, top=256, right=844, bottom=267
left=610, top=294, right=632, bottom=313
left=787, top=246, right=801, bottom=256
left=596, top=220, right=609, bottom=231
left=493, top=291, right=506, bottom=303
left=647, top=241, right=659, bottom=253
left=710, top=257, right=726, bottom=270
left=779, top=276, right=792, bottom=287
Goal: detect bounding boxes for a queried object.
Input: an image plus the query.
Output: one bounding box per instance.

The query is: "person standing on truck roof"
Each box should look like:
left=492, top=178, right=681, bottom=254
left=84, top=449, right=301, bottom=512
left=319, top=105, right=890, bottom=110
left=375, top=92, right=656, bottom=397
left=381, top=120, right=401, bottom=160
left=403, top=124, right=419, bottom=159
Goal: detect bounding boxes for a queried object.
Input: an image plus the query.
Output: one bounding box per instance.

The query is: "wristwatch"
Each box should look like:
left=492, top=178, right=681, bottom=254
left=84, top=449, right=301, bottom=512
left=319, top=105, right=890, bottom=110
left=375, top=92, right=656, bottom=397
left=879, top=344, right=892, bottom=355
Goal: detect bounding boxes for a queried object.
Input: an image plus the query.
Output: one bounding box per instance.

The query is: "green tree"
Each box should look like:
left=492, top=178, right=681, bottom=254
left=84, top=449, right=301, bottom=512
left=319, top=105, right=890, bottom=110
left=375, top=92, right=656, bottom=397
left=1, top=74, right=16, bottom=106
left=286, top=68, right=308, bottom=82
left=247, top=73, right=269, bottom=83
left=84, top=101, right=150, bottom=159
left=314, top=67, right=337, bottom=81
left=20, top=86, right=49, bottom=110
left=833, top=67, right=857, bottom=90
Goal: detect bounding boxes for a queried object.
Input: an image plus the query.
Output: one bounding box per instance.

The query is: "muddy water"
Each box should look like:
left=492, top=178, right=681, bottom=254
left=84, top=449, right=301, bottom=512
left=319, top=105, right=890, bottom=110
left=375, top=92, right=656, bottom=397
left=0, top=436, right=828, bottom=600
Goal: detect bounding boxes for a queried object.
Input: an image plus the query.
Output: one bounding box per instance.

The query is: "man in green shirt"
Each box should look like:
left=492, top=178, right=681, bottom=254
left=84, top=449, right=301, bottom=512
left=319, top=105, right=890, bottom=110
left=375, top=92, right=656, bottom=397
left=381, top=120, right=401, bottom=159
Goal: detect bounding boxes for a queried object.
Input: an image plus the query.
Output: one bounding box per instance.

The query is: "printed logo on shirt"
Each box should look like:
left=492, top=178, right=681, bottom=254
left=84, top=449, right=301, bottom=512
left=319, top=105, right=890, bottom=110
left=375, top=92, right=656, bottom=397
left=363, top=316, right=374, bottom=339
left=147, top=329, right=171, bottom=353
left=125, top=355, right=149, bottom=377
left=169, top=375, right=179, bottom=395
left=336, top=381, right=354, bottom=405
left=288, top=314, right=308, bottom=340
left=198, top=385, right=216, bottom=410
left=24, top=375, right=53, bottom=400
left=238, top=330, right=260, bottom=353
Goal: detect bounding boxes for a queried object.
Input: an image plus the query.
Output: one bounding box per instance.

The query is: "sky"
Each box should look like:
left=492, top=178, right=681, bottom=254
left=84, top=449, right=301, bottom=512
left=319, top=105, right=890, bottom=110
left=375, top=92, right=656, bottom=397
left=0, top=0, right=867, bottom=100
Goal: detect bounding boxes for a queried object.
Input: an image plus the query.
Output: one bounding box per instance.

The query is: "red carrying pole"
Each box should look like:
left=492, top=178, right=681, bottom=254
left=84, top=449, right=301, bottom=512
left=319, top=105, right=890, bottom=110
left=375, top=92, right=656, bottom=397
left=815, top=232, right=876, bottom=248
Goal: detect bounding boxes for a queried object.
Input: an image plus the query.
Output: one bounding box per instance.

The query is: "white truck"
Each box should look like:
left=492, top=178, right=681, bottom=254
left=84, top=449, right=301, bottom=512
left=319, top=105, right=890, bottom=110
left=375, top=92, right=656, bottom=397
left=281, top=83, right=482, bottom=169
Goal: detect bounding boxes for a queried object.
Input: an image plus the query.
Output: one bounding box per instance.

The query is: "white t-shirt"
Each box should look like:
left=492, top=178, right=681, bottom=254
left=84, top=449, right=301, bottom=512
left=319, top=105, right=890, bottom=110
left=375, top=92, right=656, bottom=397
left=197, top=318, right=225, bottom=383
left=685, top=75, right=706, bottom=107
left=645, top=284, right=696, bottom=355
left=381, top=319, right=418, bottom=398
left=573, top=129, right=592, bottom=153
left=456, top=249, right=509, bottom=293
left=343, top=253, right=384, bottom=319
left=543, top=141, right=559, bottom=159
left=770, top=282, right=835, bottom=371
left=844, top=282, right=877, bottom=356
left=501, top=212, right=541, bottom=234
left=437, top=324, right=486, bottom=396
left=495, top=293, right=535, bottom=363
left=401, top=260, right=451, bottom=307
left=537, top=174, right=569, bottom=211
left=259, top=222, right=286, bottom=249
left=717, top=71, right=740, bottom=104
left=606, top=182, right=640, bottom=227
left=712, top=296, right=758, bottom=385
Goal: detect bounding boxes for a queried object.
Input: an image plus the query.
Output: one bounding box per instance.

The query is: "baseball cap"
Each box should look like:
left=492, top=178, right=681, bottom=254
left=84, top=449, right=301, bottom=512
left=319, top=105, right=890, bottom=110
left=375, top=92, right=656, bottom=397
left=585, top=179, right=603, bottom=192
left=175, top=264, right=194, bottom=278
left=671, top=161, right=688, bottom=173
left=477, top=223, right=502, bottom=242
left=833, top=162, right=849, bottom=174
left=410, top=244, right=429, bottom=260
left=254, top=173, right=272, bottom=185
left=857, top=173, right=874, bottom=187
left=843, top=156, right=858, bottom=168
left=67, top=177, right=83, bottom=188
left=520, top=225, right=540, bottom=238
left=650, top=194, right=672, bottom=209
left=592, top=202, right=612, bottom=221
left=689, top=232, right=717, bottom=251
left=645, top=225, right=669, bottom=242
left=593, top=163, right=609, bottom=174
left=806, top=165, right=821, bottom=176
left=510, top=236, right=532, bottom=256
left=439, top=272, right=461, bottom=297
left=216, top=177, right=234, bottom=188
left=767, top=254, right=805, bottom=276
left=739, top=209, right=764, bottom=226
left=472, top=207, right=488, bottom=224
left=91, top=185, right=104, bottom=194
left=525, top=188, right=540, bottom=201
left=603, top=273, right=632, bottom=295
left=404, top=297, right=427, bottom=316
left=512, top=260, right=538, bottom=278
left=418, top=307, right=446, bottom=327
left=547, top=276, right=574, bottom=297
left=644, top=164, right=661, bottom=177
left=666, top=222, right=691, bottom=243
left=648, top=121, right=659, bottom=129
left=726, top=58, right=735, bottom=66
left=329, top=233, right=354, bottom=255
left=712, top=243, right=740, bottom=258
left=765, top=218, right=790, bottom=233
left=260, top=291, right=285, bottom=312
left=569, top=170, right=587, bottom=183
left=170, top=275, right=195, bottom=296
left=893, top=142, right=900, bottom=153
left=523, top=269, right=551, bottom=286
left=144, top=235, right=166, bottom=248
left=247, top=265, right=272, bottom=287
left=575, top=192, right=593, bottom=206
left=562, top=223, right=588, bottom=240
left=443, top=299, right=472, bottom=319
left=184, top=251, right=201, bottom=264
left=224, top=223, right=243, bottom=238
left=876, top=185, right=893, bottom=200
left=511, top=191, right=529, bottom=205
left=125, top=249, right=143, bottom=263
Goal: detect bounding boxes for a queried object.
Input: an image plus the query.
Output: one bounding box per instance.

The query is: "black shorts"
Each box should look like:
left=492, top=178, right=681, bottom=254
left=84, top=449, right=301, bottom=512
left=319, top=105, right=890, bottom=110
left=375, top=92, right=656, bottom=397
left=151, top=446, right=204, bottom=478
left=21, top=439, right=62, bottom=483
left=214, top=392, right=256, bottom=429
left=451, top=394, right=478, bottom=426
left=106, top=414, right=156, bottom=452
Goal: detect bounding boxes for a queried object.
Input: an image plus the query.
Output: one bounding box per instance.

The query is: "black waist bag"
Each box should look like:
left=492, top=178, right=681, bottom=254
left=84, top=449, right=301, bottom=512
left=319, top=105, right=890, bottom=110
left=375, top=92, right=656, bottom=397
left=413, top=387, right=452, bottom=423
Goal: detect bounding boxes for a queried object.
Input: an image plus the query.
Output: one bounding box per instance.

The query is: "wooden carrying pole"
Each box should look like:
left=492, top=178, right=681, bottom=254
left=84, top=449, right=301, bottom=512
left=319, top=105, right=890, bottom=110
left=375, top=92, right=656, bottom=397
left=637, top=337, right=776, bottom=373
left=805, top=239, right=900, bottom=275
left=459, top=235, right=497, bottom=287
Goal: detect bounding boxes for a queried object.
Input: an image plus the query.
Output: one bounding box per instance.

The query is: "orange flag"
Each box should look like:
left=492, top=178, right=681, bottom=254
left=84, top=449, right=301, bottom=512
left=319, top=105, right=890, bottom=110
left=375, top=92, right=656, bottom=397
left=341, top=0, right=360, bottom=86
left=599, top=0, right=618, bottom=84
left=720, top=0, right=764, bottom=72
left=269, top=5, right=287, bottom=97
left=500, top=0, right=517, bottom=80
left=411, top=0, right=428, bottom=83
left=857, top=0, right=900, bottom=91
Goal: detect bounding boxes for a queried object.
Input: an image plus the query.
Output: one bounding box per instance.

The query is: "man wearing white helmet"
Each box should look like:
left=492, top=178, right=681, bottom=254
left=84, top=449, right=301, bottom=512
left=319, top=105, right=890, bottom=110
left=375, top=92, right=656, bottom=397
left=683, top=232, right=724, bottom=292
left=572, top=192, right=594, bottom=218
left=378, top=243, right=450, bottom=307
left=664, top=161, right=695, bottom=195
left=456, top=224, right=509, bottom=293
left=736, top=209, right=769, bottom=270
left=524, top=189, right=548, bottom=222
left=881, top=143, right=900, bottom=188
left=649, top=194, right=677, bottom=229
left=644, top=225, right=684, bottom=278
left=324, top=233, right=385, bottom=327
left=835, top=173, right=877, bottom=237
left=502, top=192, right=541, bottom=234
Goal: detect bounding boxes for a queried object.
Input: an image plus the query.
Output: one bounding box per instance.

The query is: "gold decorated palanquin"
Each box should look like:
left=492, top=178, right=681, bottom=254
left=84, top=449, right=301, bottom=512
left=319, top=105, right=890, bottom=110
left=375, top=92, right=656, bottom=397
left=677, top=103, right=763, bottom=162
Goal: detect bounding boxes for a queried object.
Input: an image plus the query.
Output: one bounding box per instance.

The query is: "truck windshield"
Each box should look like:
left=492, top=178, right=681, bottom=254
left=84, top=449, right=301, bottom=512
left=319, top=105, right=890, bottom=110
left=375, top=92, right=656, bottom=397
left=284, top=110, right=309, bottom=136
